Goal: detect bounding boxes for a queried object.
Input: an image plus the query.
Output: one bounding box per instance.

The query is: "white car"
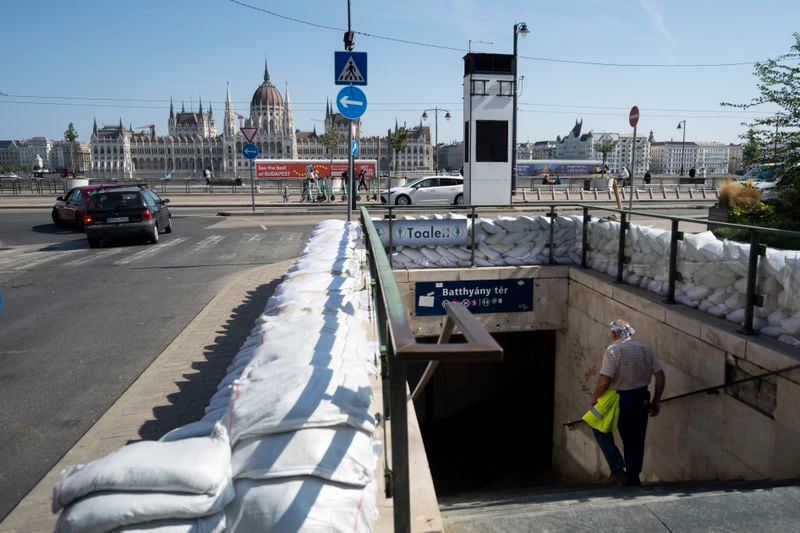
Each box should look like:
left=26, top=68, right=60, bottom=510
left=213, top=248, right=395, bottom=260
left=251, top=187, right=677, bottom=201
left=381, top=176, right=464, bottom=206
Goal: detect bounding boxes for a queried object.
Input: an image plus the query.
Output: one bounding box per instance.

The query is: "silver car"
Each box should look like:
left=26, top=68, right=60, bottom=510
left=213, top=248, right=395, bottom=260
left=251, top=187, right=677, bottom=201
left=381, top=176, right=464, bottom=205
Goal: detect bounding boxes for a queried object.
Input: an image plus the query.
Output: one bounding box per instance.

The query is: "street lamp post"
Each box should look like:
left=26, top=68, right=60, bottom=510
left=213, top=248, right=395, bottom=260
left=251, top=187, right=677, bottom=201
left=677, top=120, right=686, bottom=176
left=422, top=107, right=451, bottom=174
left=512, top=22, right=529, bottom=196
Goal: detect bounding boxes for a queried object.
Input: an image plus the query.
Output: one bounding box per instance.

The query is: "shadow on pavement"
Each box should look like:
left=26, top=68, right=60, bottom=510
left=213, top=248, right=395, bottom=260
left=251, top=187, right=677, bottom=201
left=133, top=276, right=283, bottom=441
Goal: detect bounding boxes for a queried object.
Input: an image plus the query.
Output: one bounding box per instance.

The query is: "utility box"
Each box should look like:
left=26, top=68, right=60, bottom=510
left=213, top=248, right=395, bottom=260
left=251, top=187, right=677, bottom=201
left=463, top=53, right=515, bottom=206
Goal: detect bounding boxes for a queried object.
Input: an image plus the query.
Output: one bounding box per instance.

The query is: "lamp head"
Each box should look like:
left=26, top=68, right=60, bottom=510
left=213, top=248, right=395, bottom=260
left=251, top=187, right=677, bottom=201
left=517, top=22, right=530, bottom=36
left=445, top=111, right=451, bottom=121
left=422, top=111, right=429, bottom=121
left=676, top=122, right=683, bottom=129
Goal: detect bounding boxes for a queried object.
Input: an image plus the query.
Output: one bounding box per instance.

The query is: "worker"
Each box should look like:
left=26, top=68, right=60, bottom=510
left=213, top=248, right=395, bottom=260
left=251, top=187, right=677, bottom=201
left=589, top=319, right=666, bottom=487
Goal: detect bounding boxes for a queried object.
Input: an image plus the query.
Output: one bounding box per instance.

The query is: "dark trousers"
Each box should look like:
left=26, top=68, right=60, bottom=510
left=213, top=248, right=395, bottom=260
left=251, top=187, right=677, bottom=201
left=592, top=387, right=650, bottom=482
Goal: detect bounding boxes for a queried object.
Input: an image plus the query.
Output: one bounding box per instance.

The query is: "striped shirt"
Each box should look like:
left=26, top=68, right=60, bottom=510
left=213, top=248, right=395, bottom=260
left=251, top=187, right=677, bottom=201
left=600, top=338, right=663, bottom=391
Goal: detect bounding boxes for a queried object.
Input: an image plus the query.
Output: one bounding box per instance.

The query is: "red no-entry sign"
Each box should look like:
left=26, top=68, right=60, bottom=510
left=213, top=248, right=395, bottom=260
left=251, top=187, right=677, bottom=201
left=629, top=106, right=640, bottom=128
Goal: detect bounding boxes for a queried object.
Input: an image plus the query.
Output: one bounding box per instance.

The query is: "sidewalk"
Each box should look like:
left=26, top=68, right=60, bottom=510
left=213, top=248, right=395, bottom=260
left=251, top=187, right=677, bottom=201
left=0, top=260, right=294, bottom=532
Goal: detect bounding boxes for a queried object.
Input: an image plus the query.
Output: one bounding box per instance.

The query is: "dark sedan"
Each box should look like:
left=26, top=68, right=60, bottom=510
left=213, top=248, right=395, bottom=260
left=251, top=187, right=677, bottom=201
left=83, top=187, right=172, bottom=247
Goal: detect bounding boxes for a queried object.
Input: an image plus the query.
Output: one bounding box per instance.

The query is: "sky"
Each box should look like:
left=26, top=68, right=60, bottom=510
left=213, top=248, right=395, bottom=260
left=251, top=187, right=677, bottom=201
left=1, top=0, right=798, bottom=146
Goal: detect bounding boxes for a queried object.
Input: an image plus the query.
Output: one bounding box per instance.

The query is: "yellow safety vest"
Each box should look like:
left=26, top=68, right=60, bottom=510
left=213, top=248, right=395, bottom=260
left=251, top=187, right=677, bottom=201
left=582, top=389, right=620, bottom=434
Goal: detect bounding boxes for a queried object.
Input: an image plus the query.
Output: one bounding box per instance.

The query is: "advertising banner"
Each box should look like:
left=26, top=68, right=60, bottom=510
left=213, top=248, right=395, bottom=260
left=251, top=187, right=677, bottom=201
left=516, top=160, right=602, bottom=176
left=255, top=159, right=377, bottom=180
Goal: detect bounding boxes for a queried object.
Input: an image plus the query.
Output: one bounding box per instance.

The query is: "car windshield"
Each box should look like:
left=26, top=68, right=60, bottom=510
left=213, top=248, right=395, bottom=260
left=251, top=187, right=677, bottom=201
left=91, top=192, right=144, bottom=209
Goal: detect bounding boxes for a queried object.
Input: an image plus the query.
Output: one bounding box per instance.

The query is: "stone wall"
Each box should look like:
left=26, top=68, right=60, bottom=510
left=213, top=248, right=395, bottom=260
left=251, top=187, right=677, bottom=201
left=555, top=267, right=800, bottom=483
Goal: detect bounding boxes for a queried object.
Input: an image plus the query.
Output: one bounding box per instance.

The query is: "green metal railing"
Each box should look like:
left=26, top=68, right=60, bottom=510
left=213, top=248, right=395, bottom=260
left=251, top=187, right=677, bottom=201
left=360, top=206, right=503, bottom=533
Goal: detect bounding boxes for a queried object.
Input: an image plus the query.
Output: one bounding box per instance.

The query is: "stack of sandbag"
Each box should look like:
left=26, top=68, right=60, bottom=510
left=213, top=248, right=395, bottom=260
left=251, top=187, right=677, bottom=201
left=223, top=220, right=379, bottom=531
left=163, top=220, right=379, bottom=532
left=388, top=213, right=583, bottom=268
left=585, top=219, right=800, bottom=347
left=53, top=424, right=233, bottom=532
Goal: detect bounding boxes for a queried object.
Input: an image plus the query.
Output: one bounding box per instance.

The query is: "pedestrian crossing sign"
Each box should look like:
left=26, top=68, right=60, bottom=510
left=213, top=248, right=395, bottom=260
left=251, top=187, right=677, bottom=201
left=335, top=51, right=367, bottom=86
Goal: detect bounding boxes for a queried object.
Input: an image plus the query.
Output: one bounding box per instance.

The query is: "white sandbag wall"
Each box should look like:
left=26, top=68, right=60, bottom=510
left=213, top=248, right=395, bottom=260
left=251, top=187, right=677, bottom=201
left=53, top=220, right=380, bottom=532
left=385, top=213, right=800, bottom=348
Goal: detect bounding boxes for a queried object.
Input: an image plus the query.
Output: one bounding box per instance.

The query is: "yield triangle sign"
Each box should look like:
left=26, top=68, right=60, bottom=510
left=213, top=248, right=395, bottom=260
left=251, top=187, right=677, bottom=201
left=337, top=57, right=365, bottom=83
left=240, top=126, right=259, bottom=143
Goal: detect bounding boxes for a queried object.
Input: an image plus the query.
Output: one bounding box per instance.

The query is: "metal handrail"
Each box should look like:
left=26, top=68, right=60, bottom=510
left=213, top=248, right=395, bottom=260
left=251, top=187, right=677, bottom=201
left=360, top=206, right=503, bottom=533
left=563, top=362, right=800, bottom=428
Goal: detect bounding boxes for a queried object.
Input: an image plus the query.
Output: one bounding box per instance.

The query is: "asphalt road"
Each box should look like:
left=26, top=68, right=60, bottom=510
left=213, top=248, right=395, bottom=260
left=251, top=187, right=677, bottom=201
left=0, top=208, right=316, bottom=520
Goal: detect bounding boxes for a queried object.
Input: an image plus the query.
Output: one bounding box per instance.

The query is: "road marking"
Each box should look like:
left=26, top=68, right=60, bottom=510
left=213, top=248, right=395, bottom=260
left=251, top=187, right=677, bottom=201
left=244, top=233, right=263, bottom=244
left=114, top=237, right=187, bottom=266
left=260, top=225, right=268, bottom=231
left=0, top=250, right=81, bottom=271
left=65, top=247, right=126, bottom=267
left=186, top=234, right=225, bottom=254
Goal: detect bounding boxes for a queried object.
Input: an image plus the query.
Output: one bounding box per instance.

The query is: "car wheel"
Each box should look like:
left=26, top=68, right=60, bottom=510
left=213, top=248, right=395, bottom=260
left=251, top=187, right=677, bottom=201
left=395, top=195, right=411, bottom=206
left=454, top=193, right=464, bottom=205
left=149, top=223, right=159, bottom=244
left=52, top=208, right=62, bottom=227
left=164, top=216, right=173, bottom=233
left=87, top=237, right=101, bottom=248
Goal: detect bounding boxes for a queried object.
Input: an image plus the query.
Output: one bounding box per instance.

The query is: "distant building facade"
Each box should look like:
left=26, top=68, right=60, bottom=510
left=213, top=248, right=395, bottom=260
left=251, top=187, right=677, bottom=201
left=88, top=61, right=430, bottom=179
left=649, top=141, right=729, bottom=174
left=553, top=120, right=650, bottom=175
left=0, top=140, right=21, bottom=170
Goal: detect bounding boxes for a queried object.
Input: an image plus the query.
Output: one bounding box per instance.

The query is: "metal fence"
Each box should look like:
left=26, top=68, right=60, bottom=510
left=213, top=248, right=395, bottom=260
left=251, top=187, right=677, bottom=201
left=368, top=202, right=800, bottom=336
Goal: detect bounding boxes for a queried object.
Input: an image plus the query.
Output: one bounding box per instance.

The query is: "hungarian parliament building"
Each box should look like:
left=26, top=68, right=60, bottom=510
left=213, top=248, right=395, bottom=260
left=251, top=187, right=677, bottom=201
left=90, top=62, right=433, bottom=179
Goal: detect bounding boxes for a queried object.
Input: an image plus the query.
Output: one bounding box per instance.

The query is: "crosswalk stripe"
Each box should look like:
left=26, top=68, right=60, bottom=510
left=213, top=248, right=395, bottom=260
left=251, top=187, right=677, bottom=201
left=187, top=235, right=225, bottom=254
left=64, top=247, right=126, bottom=267
left=114, top=237, right=188, bottom=266
left=0, top=250, right=82, bottom=271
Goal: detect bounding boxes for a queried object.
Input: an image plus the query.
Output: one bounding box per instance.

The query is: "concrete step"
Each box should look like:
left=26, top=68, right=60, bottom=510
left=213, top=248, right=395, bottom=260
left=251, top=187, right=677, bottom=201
left=440, top=480, right=800, bottom=532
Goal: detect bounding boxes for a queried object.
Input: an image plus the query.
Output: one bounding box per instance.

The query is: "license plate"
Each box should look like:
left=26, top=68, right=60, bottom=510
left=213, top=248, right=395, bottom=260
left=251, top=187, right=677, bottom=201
left=107, top=216, right=129, bottom=223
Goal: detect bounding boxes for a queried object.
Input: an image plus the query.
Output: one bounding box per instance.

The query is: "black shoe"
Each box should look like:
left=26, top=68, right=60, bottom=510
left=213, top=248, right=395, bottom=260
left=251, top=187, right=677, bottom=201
left=624, top=477, right=641, bottom=487
left=611, top=470, right=627, bottom=486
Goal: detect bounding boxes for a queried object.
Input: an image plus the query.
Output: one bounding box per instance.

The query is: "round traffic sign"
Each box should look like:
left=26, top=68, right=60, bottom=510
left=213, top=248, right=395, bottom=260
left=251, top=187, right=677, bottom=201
left=629, top=106, right=640, bottom=128
left=242, top=143, right=260, bottom=160
left=336, top=86, right=367, bottom=120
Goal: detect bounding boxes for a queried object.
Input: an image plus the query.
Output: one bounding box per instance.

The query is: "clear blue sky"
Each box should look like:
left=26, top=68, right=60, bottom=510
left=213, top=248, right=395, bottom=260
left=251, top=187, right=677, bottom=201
left=1, top=0, right=797, bottom=145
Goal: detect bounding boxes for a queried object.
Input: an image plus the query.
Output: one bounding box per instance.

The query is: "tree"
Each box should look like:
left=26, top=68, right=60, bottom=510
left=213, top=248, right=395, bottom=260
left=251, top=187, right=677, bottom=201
left=389, top=126, right=409, bottom=179
left=320, top=128, right=340, bottom=178
left=594, top=137, right=617, bottom=179
left=64, top=122, right=78, bottom=142
left=723, top=33, right=800, bottom=217
left=741, top=129, right=762, bottom=170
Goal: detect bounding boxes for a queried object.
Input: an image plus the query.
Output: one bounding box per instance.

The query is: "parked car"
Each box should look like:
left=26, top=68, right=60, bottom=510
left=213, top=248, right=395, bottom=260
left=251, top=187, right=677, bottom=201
left=737, top=165, right=782, bottom=202
left=381, top=176, right=464, bottom=206
left=83, top=186, right=172, bottom=247
left=52, top=184, right=113, bottom=229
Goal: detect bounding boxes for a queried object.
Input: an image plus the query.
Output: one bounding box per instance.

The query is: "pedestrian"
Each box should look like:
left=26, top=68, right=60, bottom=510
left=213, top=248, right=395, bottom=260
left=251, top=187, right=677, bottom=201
left=341, top=171, right=348, bottom=201
left=588, top=319, right=666, bottom=487
left=300, top=178, right=308, bottom=203
left=620, top=166, right=631, bottom=187
left=542, top=173, right=553, bottom=185
left=357, top=169, right=368, bottom=192
left=643, top=171, right=652, bottom=185
left=282, top=183, right=289, bottom=204
left=554, top=174, right=562, bottom=185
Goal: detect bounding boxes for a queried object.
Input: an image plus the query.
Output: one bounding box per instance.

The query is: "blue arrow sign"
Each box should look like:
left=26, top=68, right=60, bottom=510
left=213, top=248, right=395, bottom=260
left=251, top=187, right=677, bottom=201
left=351, top=140, right=359, bottom=156
left=336, top=86, right=367, bottom=120
left=335, top=51, right=367, bottom=86
left=242, top=143, right=260, bottom=160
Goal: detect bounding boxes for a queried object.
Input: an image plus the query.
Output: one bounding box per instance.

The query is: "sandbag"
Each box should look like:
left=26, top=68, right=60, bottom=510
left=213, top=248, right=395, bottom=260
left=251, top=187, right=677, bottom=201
left=53, top=425, right=231, bottom=512
left=232, top=426, right=376, bottom=486
left=115, top=512, right=226, bottom=533
left=159, top=421, right=218, bottom=443
left=225, top=478, right=377, bottom=533
left=57, top=481, right=234, bottom=533
left=227, top=363, right=374, bottom=444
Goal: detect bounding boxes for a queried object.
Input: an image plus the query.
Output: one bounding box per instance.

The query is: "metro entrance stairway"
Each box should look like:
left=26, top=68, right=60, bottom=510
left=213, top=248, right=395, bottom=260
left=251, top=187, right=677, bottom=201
left=440, top=480, right=800, bottom=532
